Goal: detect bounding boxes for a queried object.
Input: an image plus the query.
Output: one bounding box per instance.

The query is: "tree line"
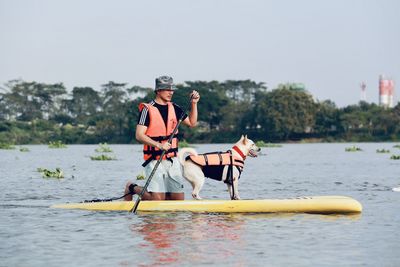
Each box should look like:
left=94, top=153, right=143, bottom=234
left=0, top=79, right=399, bottom=144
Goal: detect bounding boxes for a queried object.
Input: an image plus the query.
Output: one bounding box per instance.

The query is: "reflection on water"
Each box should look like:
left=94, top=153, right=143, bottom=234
left=129, top=213, right=247, bottom=266
left=126, top=211, right=363, bottom=267
left=227, top=212, right=362, bottom=221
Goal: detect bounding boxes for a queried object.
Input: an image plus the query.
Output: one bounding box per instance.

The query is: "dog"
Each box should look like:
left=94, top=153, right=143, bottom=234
left=178, top=135, right=260, bottom=200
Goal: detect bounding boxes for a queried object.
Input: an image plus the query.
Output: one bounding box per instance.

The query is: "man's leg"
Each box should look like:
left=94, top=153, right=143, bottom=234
left=165, top=158, right=185, bottom=200
left=124, top=182, right=166, bottom=201
left=166, top=192, right=184, bottom=200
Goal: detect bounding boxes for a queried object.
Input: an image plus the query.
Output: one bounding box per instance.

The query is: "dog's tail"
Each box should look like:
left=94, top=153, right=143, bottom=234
left=177, top=147, right=198, bottom=165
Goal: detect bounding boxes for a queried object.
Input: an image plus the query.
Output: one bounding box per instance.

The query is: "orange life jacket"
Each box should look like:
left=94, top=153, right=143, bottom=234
left=187, top=151, right=244, bottom=169
left=185, top=147, right=246, bottom=183
left=139, top=102, right=179, bottom=164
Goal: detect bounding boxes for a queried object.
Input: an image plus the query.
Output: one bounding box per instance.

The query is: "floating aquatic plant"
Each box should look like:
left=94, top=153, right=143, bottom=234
left=345, top=146, right=362, bottom=152
left=179, top=139, right=193, bottom=148
left=48, top=140, right=67, bottom=148
left=376, top=149, right=390, bottom=153
left=256, top=141, right=282, bottom=148
left=136, top=172, right=146, bottom=180
left=37, top=167, right=64, bottom=178
left=95, top=143, right=113, bottom=153
left=394, top=144, right=400, bottom=149
left=90, top=154, right=116, bottom=161
left=390, top=155, right=400, bottom=160
left=0, top=143, right=16, bottom=150
left=19, top=147, right=30, bottom=152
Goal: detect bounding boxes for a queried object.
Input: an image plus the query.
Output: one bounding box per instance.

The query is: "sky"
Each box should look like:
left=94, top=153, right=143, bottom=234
left=0, top=0, right=399, bottom=107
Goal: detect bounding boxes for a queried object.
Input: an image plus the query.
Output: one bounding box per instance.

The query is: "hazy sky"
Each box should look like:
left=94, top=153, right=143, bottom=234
left=0, top=0, right=399, bottom=107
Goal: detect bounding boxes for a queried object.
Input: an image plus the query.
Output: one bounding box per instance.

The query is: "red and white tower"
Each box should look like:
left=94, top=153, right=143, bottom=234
left=379, top=75, right=395, bottom=108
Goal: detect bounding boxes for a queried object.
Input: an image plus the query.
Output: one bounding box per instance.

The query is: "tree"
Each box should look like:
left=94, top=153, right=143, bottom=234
left=0, top=80, right=66, bottom=121
left=253, top=88, right=316, bottom=140
left=100, top=81, right=129, bottom=140
left=177, top=81, right=230, bottom=131
left=223, top=80, right=267, bottom=103
left=67, top=87, right=101, bottom=124
left=34, top=82, right=66, bottom=119
left=315, top=100, right=339, bottom=136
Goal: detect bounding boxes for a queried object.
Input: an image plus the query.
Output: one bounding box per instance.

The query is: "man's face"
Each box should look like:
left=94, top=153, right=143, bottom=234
left=157, top=89, right=174, bottom=102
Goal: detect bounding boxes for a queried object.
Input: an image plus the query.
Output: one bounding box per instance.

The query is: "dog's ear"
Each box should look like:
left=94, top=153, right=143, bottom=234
left=244, top=135, right=248, bottom=144
left=240, top=135, right=244, bottom=142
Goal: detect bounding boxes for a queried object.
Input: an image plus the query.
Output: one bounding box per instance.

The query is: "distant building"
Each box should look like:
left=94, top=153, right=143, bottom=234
left=379, top=75, right=395, bottom=108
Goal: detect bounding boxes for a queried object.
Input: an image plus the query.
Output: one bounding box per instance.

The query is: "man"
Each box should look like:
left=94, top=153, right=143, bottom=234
left=124, top=75, right=200, bottom=201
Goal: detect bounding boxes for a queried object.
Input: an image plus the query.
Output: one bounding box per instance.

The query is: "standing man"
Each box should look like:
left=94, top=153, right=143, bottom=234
left=124, top=75, right=200, bottom=201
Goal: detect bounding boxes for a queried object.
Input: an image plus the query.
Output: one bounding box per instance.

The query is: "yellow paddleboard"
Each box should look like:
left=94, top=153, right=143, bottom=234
left=51, top=196, right=362, bottom=214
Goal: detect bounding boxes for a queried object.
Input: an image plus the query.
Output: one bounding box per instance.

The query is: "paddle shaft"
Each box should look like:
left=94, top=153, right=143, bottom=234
left=228, top=152, right=235, bottom=200
left=131, top=96, right=193, bottom=213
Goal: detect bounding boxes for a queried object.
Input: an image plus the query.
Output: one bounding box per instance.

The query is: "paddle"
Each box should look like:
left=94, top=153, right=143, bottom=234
left=130, top=94, right=194, bottom=213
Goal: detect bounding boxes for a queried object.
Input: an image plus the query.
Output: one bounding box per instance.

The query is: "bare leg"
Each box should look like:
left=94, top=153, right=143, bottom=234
left=124, top=182, right=166, bottom=201
left=166, top=192, right=184, bottom=200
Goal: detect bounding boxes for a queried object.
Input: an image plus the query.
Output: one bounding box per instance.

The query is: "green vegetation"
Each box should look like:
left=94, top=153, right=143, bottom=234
left=345, top=146, right=362, bottom=152
left=37, top=167, right=64, bottom=178
left=48, top=140, right=67, bottom=148
left=390, top=155, right=400, bottom=160
left=1, top=79, right=400, bottom=144
left=179, top=139, right=193, bottom=148
left=0, top=142, right=16, bottom=149
left=19, top=147, right=30, bottom=152
left=136, top=172, right=146, bottom=180
left=90, top=154, right=116, bottom=161
left=256, top=141, right=282, bottom=147
left=95, top=143, right=113, bottom=152
left=394, top=145, right=400, bottom=149
left=376, top=149, right=390, bottom=153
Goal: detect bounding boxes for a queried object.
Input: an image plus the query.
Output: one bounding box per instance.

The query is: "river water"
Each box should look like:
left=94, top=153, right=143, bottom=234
left=1, top=143, right=399, bottom=267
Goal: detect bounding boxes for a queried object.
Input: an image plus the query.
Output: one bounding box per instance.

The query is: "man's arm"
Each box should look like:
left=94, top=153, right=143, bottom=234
left=136, top=125, right=171, bottom=151
left=182, top=90, right=200, bottom=128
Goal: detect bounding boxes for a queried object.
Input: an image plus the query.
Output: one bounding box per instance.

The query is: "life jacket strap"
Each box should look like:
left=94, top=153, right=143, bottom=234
left=142, top=157, right=154, bottom=167
left=224, top=166, right=242, bottom=185
left=143, top=147, right=178, bottom=155
left=234, top=159, right=244, bottom=165
left=142, top=153, right=176, bottom=167
left=203, top=154, right=209, bottom=165
left=219, top=153, right=223, bottom=164
left=149, top=134, right=179, bottom=142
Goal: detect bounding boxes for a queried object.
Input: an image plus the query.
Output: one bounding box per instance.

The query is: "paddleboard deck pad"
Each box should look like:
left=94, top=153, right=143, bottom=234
left=51, top=196, right=362, bottom=214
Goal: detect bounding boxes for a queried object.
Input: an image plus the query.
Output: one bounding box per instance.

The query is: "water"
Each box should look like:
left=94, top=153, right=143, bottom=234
left=1, top=143, right=399, bottom=267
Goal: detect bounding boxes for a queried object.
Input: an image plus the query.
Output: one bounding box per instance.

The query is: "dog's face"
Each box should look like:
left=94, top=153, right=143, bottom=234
left=236, top=135, right=261, bottom=157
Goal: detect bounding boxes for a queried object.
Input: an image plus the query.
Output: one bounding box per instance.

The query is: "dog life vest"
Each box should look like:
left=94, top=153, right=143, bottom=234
left=186, top=147, right=245, bottom=183
left=139, top=102, right=179, bottom=166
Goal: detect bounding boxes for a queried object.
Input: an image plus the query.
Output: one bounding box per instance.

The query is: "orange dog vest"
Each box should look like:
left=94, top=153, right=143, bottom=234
left=185, top=147, right=246, bottom=183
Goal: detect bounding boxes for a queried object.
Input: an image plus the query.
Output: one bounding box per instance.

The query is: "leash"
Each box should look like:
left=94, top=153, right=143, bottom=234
left=82, top=192, right=132, bottom=203
left=130, top=95, right=194, bottom=214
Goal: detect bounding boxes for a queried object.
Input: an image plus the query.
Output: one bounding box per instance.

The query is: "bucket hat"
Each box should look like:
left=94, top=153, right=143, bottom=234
left=155, top=75, right=176, bottom=91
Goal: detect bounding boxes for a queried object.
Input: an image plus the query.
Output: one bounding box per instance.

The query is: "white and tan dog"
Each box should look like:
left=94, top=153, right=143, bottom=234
left=178, top=135, right=260, bottom=200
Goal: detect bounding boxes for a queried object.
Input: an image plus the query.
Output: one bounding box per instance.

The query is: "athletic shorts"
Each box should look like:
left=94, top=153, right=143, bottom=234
left=144, top=157, right=184, bottom=193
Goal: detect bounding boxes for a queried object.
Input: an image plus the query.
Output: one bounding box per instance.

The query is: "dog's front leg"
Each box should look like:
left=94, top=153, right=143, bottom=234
left=233, top=177, right=240, bottom=200
left=227, top=175, right=240, bottom=200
